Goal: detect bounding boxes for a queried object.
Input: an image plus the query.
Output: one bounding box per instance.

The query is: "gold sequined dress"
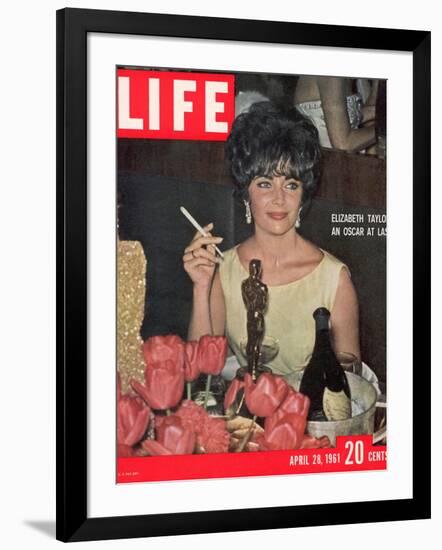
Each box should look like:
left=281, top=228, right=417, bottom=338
left=117, top=240, right=147, bottom=393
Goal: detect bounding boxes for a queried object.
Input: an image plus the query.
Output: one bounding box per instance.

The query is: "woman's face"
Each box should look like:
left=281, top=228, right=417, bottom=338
left=248, top=174, right=303, bottom=236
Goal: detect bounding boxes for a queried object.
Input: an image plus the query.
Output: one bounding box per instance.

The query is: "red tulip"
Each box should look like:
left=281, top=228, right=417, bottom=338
left=117, top=444, right=136, bottom=457
left=143, top=335, right=185, bottom=370
left=131, top=359, right=184, bottom=410
left=244, top=372, right=289, bottom=417
left=257, top=413, right=306, bottom=450
left=184, top=341, right=200, bottom=382
left=224, top=377, right=244, bottom=411
left=198, top=335, right=228, bottom=376
left=280, top=388, right=310, bottom=416
left=300, top=434, right=332, bottom=449
left=117, top=392, right=150, bottom=446
left=142, top=415, right=195, bottom=456
left=141, top=439, right=174, bottom=456
left=264, top=388, right=309, bottom=434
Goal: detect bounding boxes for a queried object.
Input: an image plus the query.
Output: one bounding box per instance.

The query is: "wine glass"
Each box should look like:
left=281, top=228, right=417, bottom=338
left=335, top=351, right=362, bottom=376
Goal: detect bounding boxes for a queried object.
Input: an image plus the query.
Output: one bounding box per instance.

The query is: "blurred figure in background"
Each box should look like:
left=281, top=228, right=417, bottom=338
left=235, top=73, right=298, bottom=117
left=294, top=76, right=378, bottom=153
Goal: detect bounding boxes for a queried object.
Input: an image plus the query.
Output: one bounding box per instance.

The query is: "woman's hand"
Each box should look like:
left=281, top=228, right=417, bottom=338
left=182, top=222, right=223, bottom=289
left=226, top=415, right=264, bottom=452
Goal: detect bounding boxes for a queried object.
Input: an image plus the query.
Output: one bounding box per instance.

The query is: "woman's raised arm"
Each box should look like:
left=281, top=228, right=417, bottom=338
left=183, top=222, right=225, bottom=340
left=187, top=269, right=226, bottom=340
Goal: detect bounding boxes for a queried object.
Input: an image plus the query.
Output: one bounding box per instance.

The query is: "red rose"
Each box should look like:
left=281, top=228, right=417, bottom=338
left=257, top=413, right=306, bottom=451
left=184, top=341, right=200, bottom=382
left=198, top=335, right=228, bottom=376
left=197, top=417, right=230, bottom=454
left=143, top=335, right=185, bottom=370
left=175, top=399, right=209, bottom=430
left=244, top=372, right=289, bottom=417
left=142, top=415, right=195, bottom=456
left=175, top=400, right=229, bottom=453
left=131, top=359, right=184, bottom=410
left=117, top=392, right=150, bottom=446
left=224, top=377, right=244, bottom=411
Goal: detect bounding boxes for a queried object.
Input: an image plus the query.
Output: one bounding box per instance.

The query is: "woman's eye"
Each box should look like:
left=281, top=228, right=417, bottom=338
left=286, top=181, right=300, bottom=190
left=256, top=180, right=271, bottom=188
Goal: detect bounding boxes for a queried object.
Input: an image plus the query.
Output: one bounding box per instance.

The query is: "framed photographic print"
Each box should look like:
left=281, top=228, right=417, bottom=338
left=56, top=7, right=430, bottom=542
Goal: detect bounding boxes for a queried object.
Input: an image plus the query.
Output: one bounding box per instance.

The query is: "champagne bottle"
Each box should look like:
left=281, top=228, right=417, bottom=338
left=299, top=307, right=352, bottom=421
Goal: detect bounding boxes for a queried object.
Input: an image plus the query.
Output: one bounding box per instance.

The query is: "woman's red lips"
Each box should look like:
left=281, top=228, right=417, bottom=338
left=267, top=212, right=288, bottom=220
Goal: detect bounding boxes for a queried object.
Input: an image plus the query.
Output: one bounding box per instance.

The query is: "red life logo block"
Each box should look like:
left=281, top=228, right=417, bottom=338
left=117, top=69, right=235, bottom=141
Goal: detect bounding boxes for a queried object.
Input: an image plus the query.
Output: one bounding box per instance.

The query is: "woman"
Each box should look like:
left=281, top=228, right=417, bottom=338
left=294, top=76, right=377, bottom=152
left=183, top=102, right=360, bottom=376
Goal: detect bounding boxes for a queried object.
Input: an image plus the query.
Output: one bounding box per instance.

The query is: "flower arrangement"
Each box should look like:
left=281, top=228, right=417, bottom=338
left=117, top=334, right=330, bottom=457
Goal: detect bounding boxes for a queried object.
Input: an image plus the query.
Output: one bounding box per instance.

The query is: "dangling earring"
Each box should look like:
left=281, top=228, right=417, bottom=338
left=295, top=206, right=302, bottom=229
left=244, top=200, right=252, bottom=224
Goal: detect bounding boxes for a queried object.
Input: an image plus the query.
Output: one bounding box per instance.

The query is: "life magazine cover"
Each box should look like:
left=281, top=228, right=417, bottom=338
left=116, top=67, right=387, bottom=483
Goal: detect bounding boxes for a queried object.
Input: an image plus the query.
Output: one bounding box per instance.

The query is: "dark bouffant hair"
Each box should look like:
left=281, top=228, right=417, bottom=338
left=225, top=101, right=321, bottom=204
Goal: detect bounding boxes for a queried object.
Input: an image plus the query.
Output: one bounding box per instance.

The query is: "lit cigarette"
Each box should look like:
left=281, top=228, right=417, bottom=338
left=180, top=206, right=224, bottom=258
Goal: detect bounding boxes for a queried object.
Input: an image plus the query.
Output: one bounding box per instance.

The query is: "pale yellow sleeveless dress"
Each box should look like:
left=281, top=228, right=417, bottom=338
left=219, top=244, right=348, bottom=376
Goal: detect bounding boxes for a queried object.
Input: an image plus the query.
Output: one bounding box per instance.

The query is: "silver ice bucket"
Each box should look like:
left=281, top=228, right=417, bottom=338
left=286, top=371, right=380, bottom=446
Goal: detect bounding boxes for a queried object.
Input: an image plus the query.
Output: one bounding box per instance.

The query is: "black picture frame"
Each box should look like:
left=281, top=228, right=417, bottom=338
left=56, top=7, right=431, bottom=542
